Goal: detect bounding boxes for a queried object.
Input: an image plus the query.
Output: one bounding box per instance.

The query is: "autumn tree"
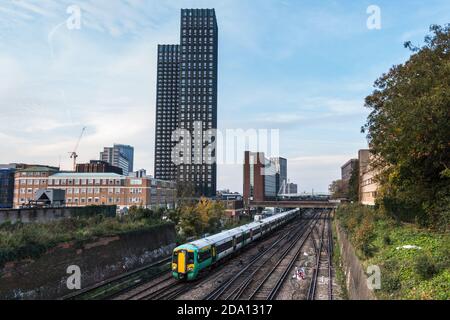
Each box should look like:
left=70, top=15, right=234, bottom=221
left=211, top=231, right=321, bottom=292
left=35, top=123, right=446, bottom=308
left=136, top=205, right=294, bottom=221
left=178, top=197, right=225, bottom=238
left=362, top=25, right=450, bottom=228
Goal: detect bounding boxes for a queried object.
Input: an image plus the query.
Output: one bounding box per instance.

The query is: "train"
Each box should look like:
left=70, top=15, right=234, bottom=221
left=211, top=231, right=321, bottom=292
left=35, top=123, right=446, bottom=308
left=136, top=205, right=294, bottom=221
left=172, top=208, right=300, bottom=281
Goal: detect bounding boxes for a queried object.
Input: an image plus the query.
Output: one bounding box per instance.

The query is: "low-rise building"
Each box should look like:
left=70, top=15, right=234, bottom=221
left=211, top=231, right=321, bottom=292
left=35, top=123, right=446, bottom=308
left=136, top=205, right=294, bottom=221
left=13, top=166, right=60, bottom=208
left=13, top=168, right=176, bottom=210
left=222, top=199, right=244, bottom=222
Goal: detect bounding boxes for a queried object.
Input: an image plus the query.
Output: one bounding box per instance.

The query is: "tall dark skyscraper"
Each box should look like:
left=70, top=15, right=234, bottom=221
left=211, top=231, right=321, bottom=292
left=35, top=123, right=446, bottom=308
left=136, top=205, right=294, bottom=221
left=154, top=9, right=218, bottom=197
left=154, top=45, right=180, bottom=182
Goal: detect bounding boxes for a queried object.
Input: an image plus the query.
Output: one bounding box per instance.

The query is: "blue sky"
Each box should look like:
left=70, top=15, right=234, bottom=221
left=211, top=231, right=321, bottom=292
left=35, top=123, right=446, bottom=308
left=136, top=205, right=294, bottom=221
left=0, top=0, right=449, bottom=193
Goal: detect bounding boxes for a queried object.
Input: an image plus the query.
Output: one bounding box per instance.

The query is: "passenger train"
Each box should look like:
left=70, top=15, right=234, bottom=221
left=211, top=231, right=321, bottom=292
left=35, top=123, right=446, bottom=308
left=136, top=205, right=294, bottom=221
left=172, top=208, right=300, bottom=281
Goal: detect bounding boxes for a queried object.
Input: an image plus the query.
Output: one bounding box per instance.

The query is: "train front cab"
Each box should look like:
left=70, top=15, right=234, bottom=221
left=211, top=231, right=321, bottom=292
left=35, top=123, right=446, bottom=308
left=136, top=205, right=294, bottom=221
left=172, top=247, right=196, bottom=281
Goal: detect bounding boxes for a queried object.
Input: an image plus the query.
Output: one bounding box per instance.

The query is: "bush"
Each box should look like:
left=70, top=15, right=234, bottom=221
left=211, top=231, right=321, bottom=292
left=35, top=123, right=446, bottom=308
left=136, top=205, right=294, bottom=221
left=415, top=254, right=439, bottom=280
left=381, top=260, right=402, bottom=293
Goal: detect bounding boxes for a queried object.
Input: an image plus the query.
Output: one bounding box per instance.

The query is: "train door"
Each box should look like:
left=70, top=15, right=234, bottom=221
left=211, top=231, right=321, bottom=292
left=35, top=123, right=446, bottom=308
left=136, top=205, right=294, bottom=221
left=233, top=236, right=237, bottom=250
left=177, top=250, right=186, bottom=274
left=250, top=229, right=254, bottom=241
left=211, top=245, right=217, bottom=264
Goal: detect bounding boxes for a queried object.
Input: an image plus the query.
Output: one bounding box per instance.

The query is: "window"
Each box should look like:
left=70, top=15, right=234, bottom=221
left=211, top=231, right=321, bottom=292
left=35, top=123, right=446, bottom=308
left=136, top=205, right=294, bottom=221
left=198, top=249, right=212, bottom=263
left=217, top=240, right=233, bottom=253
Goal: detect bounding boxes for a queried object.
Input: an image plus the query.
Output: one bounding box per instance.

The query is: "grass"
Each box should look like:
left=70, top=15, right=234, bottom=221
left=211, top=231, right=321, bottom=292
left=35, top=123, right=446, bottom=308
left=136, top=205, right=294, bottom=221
left=332, top=218, right=349, bottom=300
left=336, top=204, right=449, bottom=300
left=0, top=214, right=171, bottom=267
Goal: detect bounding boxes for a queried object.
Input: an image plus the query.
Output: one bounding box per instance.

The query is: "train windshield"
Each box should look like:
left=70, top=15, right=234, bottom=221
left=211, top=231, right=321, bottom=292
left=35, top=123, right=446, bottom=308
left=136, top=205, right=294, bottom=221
left=172, top=251, right=179, bottom=263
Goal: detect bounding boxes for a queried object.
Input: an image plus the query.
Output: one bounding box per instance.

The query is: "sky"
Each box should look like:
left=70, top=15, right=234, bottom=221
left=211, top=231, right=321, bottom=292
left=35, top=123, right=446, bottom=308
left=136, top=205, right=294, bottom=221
left=0, top=0, right=449, bottom=193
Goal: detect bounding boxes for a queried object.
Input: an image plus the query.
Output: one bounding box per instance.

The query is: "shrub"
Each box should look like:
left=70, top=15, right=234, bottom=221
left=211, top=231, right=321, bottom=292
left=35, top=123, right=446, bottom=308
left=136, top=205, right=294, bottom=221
left=381, top=260, right=402, bottom=293
left=415, top=254, right=439, bottom=280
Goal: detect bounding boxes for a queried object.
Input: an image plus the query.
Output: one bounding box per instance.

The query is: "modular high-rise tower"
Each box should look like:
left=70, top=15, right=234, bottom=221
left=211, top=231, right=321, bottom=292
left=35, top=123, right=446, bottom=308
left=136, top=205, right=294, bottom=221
left=154, top=8, right=218, bottom=197
left=154, top=45, right=180, bottom=182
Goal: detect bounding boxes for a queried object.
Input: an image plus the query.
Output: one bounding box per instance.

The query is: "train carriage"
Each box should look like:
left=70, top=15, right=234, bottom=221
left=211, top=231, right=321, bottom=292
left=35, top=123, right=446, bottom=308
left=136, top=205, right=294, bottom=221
left=172, top=208, right=300, bottom=281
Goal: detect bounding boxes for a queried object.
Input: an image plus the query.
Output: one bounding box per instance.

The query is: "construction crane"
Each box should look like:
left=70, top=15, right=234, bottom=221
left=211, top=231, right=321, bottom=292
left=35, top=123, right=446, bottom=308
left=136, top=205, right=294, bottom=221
left=69, top=127, right=86, bottom=171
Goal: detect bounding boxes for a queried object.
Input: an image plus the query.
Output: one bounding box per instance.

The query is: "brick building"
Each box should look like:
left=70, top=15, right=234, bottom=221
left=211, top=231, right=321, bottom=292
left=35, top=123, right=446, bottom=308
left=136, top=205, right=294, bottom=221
left=76, top=160, right=123, bottom=175
left=13, top=166, right=60, bottom=208
left=243, top=151, right=277, bottom=205
left=13, top=169, right=176, bottom=210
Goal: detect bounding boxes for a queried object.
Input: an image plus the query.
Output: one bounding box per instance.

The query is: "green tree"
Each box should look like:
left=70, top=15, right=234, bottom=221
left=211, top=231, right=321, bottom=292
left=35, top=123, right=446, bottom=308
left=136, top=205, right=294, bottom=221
left=362, top=25, right=450, bottom=229
left=329, top=179, right=348, bottom=199
left=348, top=165, right=360, bottom=202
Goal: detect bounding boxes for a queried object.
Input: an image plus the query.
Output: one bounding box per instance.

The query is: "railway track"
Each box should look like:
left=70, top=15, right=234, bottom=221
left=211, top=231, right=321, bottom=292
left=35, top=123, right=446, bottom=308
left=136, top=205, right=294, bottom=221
left=307, top=212, right=333, bottom=300
left=204, top=210, right=323, bottom=300
left=61, top=257, right=171, bottom=300
left=114, top=212, right=310, bottom=300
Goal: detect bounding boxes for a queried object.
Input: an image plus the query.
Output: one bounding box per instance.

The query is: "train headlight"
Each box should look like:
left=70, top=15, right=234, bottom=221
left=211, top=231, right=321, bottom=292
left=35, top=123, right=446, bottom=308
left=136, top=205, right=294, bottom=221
left=187, top=265, right=194, bottom=272
left=172, top=263, right=177, bottom=270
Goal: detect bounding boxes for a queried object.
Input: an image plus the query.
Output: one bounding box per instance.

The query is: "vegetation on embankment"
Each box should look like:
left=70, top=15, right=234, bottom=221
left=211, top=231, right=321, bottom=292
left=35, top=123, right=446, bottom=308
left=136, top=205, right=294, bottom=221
left=0, top=208, right=172, bottom=267
left=336, top=204, right=449, bottom=300
left=362, top=24, right=450, bottom=229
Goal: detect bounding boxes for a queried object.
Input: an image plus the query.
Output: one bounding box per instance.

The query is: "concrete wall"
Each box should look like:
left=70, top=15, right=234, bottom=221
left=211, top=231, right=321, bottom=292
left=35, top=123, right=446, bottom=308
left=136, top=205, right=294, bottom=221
left=0, top=223, right=176, bottom=300
left=335, top=220, right=377, bottom=300
left=0, top=206, right=116, bottom=224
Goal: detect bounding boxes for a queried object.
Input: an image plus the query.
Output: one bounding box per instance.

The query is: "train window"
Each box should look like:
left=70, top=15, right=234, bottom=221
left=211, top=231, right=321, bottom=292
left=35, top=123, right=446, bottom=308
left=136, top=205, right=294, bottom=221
left=198, top=249, right=211, bottom=263
left=217, top=240, right=233, bottom=253
left=172, top=251, right=178, bottom=263
left=236, top=235, right=243, bottom=243
left=187, top=251, right=195, bottom=264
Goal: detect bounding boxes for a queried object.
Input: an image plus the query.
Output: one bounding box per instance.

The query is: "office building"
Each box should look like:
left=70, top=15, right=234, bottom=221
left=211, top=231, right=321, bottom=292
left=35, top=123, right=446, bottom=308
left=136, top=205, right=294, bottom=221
left=286, top=183, right=298, bottom=194
left=76, top=160, right=123, bottom=175
left=271, top=157, right=287, bottom=195
left=358, top=150, right=380, bottom=206
left=0, top=165, right=16, bottom=208
left=13, top=166, right=60, bottom=208
left=100, top=144, right=134, bottom=176
left=243, top=151, right=277, bottom=205
left=13, top=170, right=176, bottom=210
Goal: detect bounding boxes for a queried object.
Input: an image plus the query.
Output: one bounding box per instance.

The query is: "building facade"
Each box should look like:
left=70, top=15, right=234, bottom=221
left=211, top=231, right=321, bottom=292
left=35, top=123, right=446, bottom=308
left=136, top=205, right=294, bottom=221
left=243, top=151, right=277, bottom=204
left=13, top=166, right=60, bottom=208
left=358, top=150, right=380, bottom=206
left=286, top=183, right=298, bottom=194
left=271, top=157, right=287, bottom=195
left=100, top=144, right=134, bottom=176
left=13, top=169, right=176, bottom=210
left=341, top=159, right=358, bottom=182
left=45, top=173, right=176, bottom=210
left=154, top=45, right=180, bottom=182
left=155, top=8, right=218, bottom=197
left=76, top=160, right=123, bottom=175
left=0, top=165, right=16, bottom=208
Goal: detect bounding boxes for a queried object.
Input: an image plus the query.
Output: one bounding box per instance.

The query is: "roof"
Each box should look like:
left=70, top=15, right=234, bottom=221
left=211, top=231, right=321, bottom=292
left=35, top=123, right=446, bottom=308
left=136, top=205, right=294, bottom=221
left=49, top=172, right=125, bottom=178
left=187, top=209, right=299, bottom=249
left=18, top=166, right=59, bottom=173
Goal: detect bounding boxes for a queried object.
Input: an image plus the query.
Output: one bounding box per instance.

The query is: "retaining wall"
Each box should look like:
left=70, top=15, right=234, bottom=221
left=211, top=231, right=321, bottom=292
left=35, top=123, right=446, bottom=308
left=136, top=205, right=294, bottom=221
left=0, top=206, right=116, bottom=224
left=0, top=223, right=176, bottom=300
left=335, top=220, right=377, bottom=300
